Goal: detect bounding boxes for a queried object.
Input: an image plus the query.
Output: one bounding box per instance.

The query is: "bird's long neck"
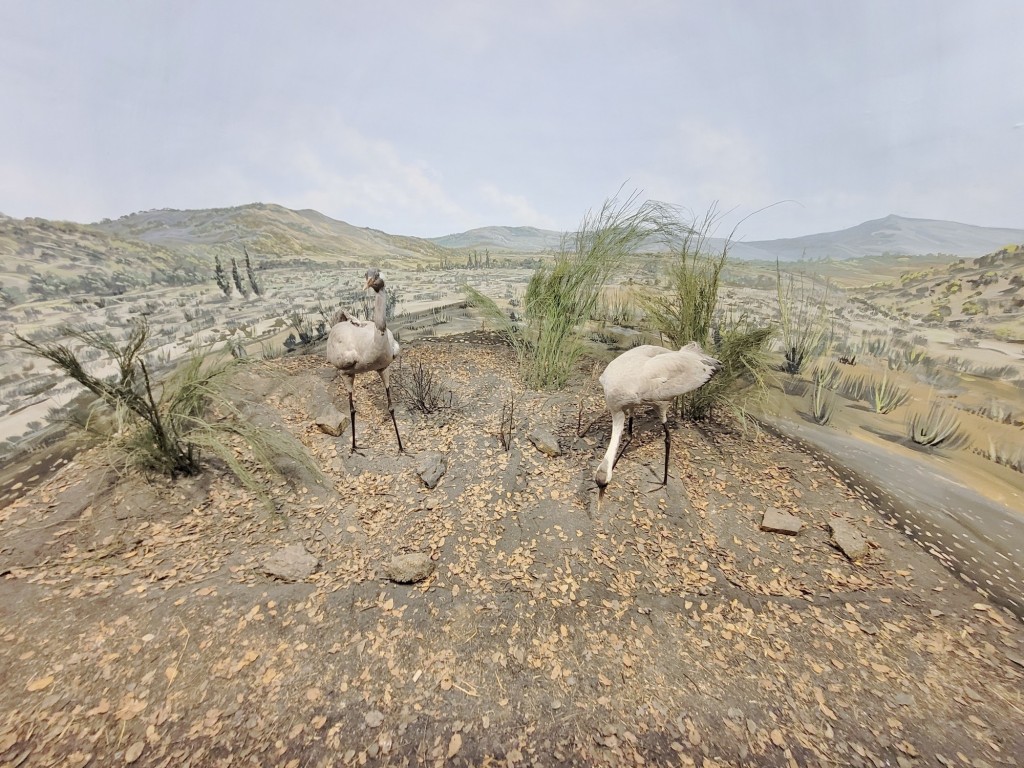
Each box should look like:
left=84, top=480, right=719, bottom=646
left=372, top=287, right=387, bottom=333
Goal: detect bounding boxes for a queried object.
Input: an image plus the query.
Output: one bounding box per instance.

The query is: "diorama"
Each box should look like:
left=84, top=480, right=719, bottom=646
left=1, top=197, right=1021, bottom=765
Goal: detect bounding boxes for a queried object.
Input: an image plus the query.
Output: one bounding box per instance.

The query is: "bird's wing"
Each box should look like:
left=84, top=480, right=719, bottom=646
left=325, top=324, right=360, bottom=370
left=640, top=348, right=720, bottom=401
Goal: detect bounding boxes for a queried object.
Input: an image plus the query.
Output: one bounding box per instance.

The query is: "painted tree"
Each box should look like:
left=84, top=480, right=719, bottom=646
left=244, top=247, right=262, bottom=296
left=214, top=256, right=232, bottom=297
left=231, top=258, right=249, bottom=297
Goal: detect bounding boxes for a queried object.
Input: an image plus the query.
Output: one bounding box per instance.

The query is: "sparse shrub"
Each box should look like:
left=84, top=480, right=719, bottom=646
left=865, top=373, right=910, bottom=414
left=776, top=265, right=832, bottom=375
left=976, top=438, right=1024, bottom=474
left=810, top=379, right=836, bottom=425
left=243, top=246, right=262, bottom=296
left=14, top=318, right=319, bottom=497
left=811, top=359, right=841, bottom=390
left=907, top=402, right=969, bottom=449
left=498, top=390, right=515, bottom=451
left=837, top=373, right=865, bottom=400
left=467, top=190, right=676, bottom=389
left=396, top=362, right=455, bottom=414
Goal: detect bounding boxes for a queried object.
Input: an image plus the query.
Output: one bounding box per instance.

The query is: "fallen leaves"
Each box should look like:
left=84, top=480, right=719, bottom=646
left=25, top=675, right=54, bottom=692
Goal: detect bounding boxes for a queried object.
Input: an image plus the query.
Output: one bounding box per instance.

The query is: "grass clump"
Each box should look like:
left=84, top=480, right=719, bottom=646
left=810, top=378, right=836, bottom=425
left=906, top=402, right=969, bottom=450
left=776, top=265, right=832, bottom=374
left=638, top=207, right=774, bottom=420
left=14, top=318, right=319, bottom=499
left=467, top=190, right=676, bottom=389
left=865, top=372, right=910, bottom=414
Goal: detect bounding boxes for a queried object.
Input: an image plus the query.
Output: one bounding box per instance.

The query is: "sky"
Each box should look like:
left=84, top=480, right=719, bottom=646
left=1, top=1, right=1022, bottom=242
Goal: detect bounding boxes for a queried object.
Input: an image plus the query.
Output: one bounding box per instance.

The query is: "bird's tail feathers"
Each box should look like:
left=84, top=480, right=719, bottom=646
left=680, top=340, right=721, bottom=373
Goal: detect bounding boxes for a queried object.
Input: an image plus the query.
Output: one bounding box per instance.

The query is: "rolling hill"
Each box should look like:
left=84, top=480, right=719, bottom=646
left=431, top=215, right=1024, bottom=262
left=4, top=204, right=1024, bottom=307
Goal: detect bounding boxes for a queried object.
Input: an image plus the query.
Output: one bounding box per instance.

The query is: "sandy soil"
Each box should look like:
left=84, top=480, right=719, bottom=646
left=1, top=337, right=1022, bottom=767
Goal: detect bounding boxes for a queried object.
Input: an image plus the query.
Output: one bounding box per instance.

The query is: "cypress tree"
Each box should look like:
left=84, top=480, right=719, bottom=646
left=215, top=256, right=232, bottom=297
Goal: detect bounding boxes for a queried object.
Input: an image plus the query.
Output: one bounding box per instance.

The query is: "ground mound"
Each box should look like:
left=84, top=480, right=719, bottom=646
left=1, top=338, right=1021, bottom=766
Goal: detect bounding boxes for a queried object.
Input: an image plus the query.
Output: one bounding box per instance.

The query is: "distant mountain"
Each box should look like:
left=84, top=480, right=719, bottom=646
left=432, top=214, right=1024, bottom=262
left=94, top=202, right=449, bottom=264
left=719, top=215, right=1024, bottom=262
left=429, top=226, right=565, bottom=252
left=0, top=203, right=450, bottom=305
left=5, top=204, right=1024, bottom=306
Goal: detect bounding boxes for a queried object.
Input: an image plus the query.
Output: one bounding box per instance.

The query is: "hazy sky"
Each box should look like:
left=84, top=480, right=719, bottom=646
left=1, top=1, right=1022, bottom=241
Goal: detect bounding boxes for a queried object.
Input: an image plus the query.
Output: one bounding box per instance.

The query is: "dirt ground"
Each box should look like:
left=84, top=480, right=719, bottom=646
left=1, top=337, right=1022, bottom=767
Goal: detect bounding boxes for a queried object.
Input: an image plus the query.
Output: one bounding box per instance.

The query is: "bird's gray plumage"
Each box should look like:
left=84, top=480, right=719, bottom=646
left=325, top=268, right=403, bottom=452
left=595, top=341, right=719, bottom=490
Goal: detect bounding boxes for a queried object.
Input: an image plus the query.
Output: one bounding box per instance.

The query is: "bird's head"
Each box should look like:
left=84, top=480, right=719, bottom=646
left=365, top=268, right=385, bottom=292
left=594, top=461, right=610, bottom=491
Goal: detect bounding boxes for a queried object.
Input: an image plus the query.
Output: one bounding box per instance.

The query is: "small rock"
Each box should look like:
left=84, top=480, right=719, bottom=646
left=893, top=693, right=917, bottom=708
left=315, top=405, right=349, bottom=437
left=261, top=544, right=319, bottom=582
left=387, top=552, right=435, bottom=584
left=529, top=427, right=561, bottom=457
left=760, top=507, right=803, bottom=535
left=829, top=518, right=870, bottom=560
left=417, top=452, right=448, bottom=489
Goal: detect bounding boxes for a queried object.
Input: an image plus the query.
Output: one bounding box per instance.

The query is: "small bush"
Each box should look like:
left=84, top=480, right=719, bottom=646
left=907, top=402, right=969, bottom=449
left=976, top=438, right=1024, bottom=474
left=396, top=362, right=456, bottom=414
left=468, top=190, right=676, bottom=389
left=811, top=359, right=841, bottom=390
left=865, top=373, right=910, bottom=414
left=776, top=266, right=832, bottom=374
left=810, top=379, right=836, bottom=425
left=15, top=319, right=319, bottom=499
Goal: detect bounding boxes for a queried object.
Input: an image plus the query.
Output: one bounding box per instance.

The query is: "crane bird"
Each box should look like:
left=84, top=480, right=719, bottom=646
left=325, top=268, right=403, bottom=453
left=594, top=341, right=720, bottom=492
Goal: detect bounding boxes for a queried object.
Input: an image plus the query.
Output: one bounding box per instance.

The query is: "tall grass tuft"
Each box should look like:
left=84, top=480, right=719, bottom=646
left=810, top=378, right=836, bottom=425
left=467, top=190, right=677, bottom=389
left=865, top=372, right=910, bottom=414
left=681, top=319, right=774, bottom=421
left=638, top=207, right=774, bottom=421
left=15, top=319, right=319, bottom=498
left=776, top=264, right=832, bottom=374
left=638, top=206, right=728, bottom=349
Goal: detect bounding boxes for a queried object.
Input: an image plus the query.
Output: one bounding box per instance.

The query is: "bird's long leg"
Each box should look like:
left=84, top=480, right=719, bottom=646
left=661, top=421, right=671, bottom=485
left=380, top=369, right=403, bottom=453
left=348, top=391, right=358, bottom=453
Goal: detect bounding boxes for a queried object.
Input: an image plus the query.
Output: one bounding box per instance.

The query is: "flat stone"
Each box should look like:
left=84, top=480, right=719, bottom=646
left=529, top=427, right=561, bottom=457
left=829, top=518, right=870, bottom=560
left=387, top=552, right=435, bottom=584
left=417, top=452, right=448, bottom=489
left=261, top=544, right=319, bottom=582
left=315, top=405, right=349, bottom=437
left=760, top=507, right=803, bottom=535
